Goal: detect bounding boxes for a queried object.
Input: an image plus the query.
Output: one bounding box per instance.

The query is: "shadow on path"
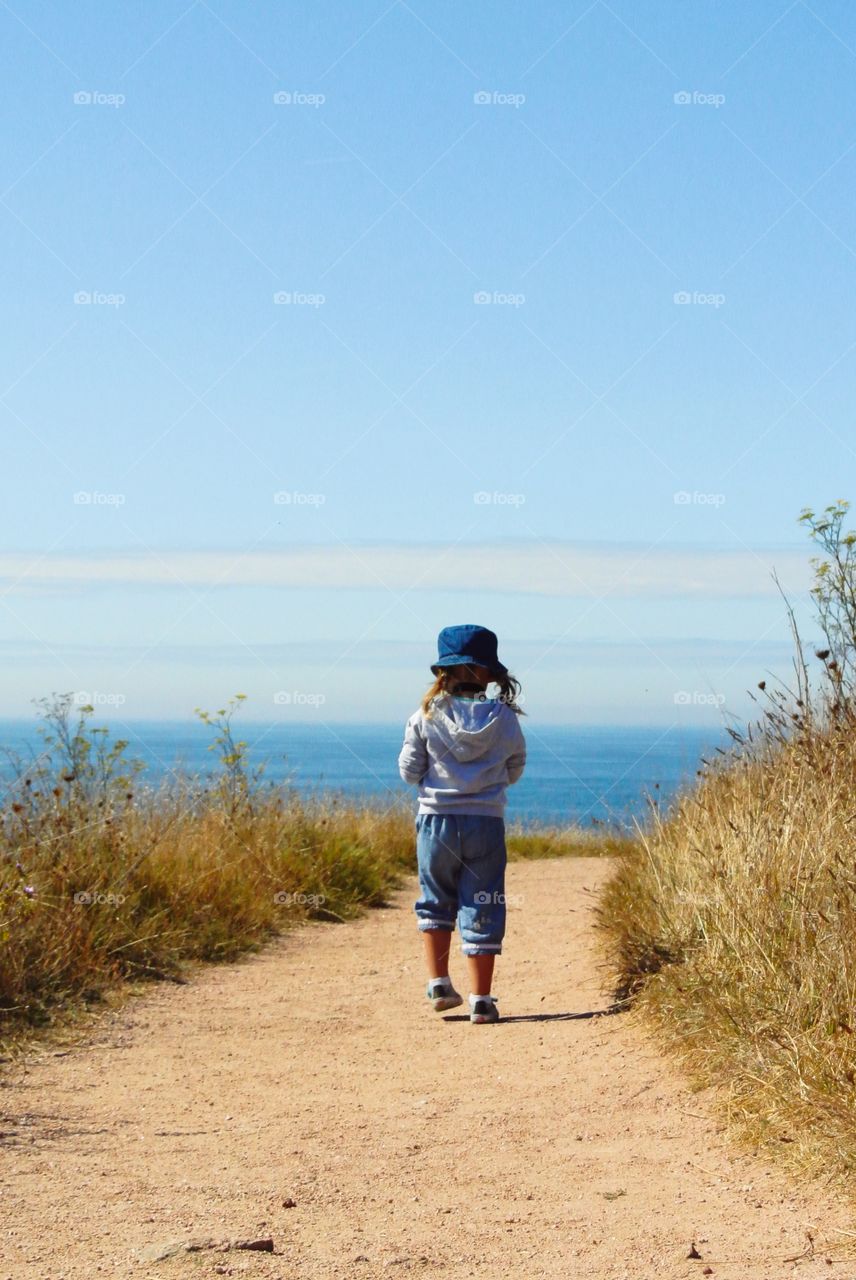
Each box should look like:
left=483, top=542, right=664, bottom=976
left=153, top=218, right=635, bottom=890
left=442, top=1002, right=629, bottom=1024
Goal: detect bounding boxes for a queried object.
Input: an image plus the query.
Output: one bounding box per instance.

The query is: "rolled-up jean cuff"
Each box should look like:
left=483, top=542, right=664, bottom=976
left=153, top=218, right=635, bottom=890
left=418, top=919, right=456, bottom=932
left=461, top=942, right=503, bottom=955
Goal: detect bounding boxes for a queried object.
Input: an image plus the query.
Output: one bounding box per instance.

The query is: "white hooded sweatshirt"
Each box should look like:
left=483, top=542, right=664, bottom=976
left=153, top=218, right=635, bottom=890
left=398, top=693, right=527, bottom=817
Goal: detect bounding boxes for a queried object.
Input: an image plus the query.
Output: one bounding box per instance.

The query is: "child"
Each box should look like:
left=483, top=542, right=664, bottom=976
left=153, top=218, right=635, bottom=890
left=398, top=624, right=526, bottom=1024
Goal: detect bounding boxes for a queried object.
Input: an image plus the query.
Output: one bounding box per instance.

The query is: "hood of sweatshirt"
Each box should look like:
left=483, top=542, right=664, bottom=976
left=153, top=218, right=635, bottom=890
left=423, top=694, right=511, bottom=763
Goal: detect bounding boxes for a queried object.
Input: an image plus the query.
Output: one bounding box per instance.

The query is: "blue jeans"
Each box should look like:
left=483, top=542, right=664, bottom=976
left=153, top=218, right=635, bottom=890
left=414, top=813, right=508, bottom=955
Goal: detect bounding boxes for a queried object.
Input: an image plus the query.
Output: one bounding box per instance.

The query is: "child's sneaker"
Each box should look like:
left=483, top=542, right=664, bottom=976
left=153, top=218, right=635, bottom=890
left=469, top=994, right=499, bottom=1024
left=426, top=977, right=463, bottom=1012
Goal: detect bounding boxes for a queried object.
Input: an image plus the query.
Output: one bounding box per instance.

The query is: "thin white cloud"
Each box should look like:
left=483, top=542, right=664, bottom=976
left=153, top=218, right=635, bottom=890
left=0, top=542, right=812, bottom=598
left=0, top=635, right=797, bottom=665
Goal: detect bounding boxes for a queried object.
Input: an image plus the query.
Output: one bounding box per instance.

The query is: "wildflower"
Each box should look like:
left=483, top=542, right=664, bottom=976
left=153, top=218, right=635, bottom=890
left=23, top=885, right=35, bottom=898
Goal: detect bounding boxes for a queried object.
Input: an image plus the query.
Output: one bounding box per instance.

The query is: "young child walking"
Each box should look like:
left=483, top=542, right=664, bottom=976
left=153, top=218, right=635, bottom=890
left=398, top=625, right=526, bottom=1025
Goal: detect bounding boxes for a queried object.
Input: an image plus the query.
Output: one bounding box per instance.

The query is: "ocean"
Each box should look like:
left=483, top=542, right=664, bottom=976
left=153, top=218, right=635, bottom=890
left=0, top=718, right=730, bottom=830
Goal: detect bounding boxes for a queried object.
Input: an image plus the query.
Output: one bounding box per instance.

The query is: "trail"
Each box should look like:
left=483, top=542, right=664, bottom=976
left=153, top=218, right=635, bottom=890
left=1, top=858, right=851, bottom=1279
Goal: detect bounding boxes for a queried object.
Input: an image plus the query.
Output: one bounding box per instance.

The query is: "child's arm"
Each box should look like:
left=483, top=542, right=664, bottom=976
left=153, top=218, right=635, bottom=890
left=506, top=716, right=527, bottom=785
left=398, top=714, right=429, bottom=784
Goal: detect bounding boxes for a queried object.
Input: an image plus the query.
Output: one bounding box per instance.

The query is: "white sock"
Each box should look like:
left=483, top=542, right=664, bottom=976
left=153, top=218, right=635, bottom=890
left=469, top=992, right=495, bottom=1008
left=429, top=976, right=452, bottom=989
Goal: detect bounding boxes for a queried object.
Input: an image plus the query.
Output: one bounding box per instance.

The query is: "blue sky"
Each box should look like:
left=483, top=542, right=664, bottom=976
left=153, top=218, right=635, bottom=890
left=2, top=0, right=855, bottom=726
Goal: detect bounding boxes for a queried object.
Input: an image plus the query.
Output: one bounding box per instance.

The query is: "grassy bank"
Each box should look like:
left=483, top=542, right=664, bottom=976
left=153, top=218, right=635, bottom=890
left=600, top=712, right=856, bottom=1187
left=599, top=502, right=856, bottom=1189
left=0, top=696, right=618, bottom=1054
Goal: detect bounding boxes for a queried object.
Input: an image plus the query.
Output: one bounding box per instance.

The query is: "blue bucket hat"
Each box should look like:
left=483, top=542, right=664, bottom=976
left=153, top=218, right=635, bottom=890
left=430, top=624, right=508, bottom=679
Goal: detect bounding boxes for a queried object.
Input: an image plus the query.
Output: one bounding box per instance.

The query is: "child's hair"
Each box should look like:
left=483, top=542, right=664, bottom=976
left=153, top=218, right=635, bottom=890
left=421, top=666, right=525, bottom=718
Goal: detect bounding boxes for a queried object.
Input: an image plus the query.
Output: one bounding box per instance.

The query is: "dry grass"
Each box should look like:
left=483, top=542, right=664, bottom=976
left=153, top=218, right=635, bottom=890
left=507, top=822, right=637, bottom=861
left=599, top=710, right=856, bottom=1188
left=1, top=779, right=417, bottom=1048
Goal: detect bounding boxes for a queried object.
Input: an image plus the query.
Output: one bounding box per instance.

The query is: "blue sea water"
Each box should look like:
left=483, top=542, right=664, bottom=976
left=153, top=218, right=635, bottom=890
left=0, top=718, right=730, bottom=830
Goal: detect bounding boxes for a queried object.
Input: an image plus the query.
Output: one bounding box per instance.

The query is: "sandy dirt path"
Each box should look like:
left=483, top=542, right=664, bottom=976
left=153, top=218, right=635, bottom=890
left=1, top=857, right=852, bottom=1280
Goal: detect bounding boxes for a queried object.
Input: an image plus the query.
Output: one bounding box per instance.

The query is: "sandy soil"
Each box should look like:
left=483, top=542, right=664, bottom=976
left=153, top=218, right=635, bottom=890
left=1, top=856, right=853, bottom=1279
